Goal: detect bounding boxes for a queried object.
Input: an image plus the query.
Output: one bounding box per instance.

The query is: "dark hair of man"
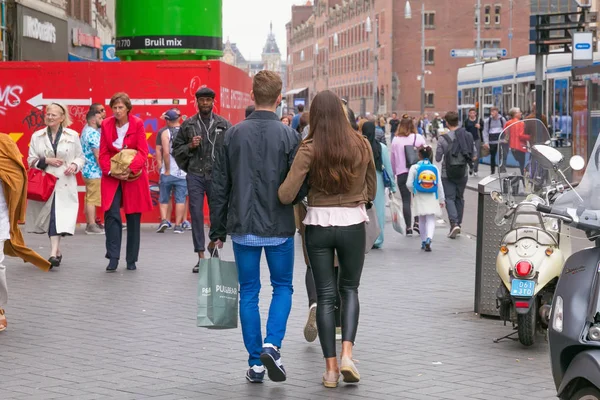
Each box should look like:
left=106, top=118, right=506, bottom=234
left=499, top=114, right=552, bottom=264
left=392, top=112, right=398, bottom=117
left=297, top=112, right=309, bottom=134
left=445, top=111, right=459, bottom=127
left=86, top=110, right=100, bottom=122
left=109, top=92, right=133, bottom=112
left=468, top=107, right=477, bottom=113
left=397, top=117, right=416, bottom=137
left=252, top=70, right=282, bottom=107
left=245, top=105, right=255, bottom=118
left=307, top=90, right=369, bottom=195
left=297, top=104, right=305, bottom=113
left=90, top=103, right=103, bottom=112
left=344, top=105, right=359, bottom=131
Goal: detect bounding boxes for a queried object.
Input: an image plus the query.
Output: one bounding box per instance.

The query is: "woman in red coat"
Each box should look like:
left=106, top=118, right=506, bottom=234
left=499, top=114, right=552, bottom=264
left=99, top=92, right=152, bottom=272
left=506, top=107, right=531, bottom=175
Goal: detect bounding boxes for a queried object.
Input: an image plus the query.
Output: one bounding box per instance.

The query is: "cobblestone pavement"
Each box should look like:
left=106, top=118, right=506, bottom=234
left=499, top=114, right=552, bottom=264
left=0, top=218, right=556, bottom=400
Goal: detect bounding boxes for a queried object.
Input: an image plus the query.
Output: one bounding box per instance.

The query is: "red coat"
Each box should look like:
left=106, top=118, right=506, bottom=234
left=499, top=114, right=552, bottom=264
left=99, top=115, right=153, bottom=214
left=507, top=118, right=531, bottom=153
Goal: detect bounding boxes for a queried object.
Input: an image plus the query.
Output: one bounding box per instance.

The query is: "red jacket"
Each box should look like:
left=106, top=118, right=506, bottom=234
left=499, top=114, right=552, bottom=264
left=506, top=118, right=531, bottom=153
left=99, top=115, right=153, bottom=214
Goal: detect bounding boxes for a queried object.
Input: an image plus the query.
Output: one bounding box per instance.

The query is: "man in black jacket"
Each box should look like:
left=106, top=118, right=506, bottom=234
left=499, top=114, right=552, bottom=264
left=172, top=87, right=231, bottom=273
left=463, top=107, right=484, bottom=177
left=210, top=71, right=300, bottom=384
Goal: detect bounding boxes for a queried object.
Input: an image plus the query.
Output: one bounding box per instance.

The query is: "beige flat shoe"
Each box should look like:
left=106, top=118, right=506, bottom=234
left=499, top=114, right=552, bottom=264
left=0, top=309, right=7, bottom=332
left=322, top=370, right=340, bottom=388
left=340, top=357, right=360, bottom=383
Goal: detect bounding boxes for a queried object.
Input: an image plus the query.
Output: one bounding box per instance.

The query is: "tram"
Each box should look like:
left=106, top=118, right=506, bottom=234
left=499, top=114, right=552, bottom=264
left=457, top=53, right=600, bottom=140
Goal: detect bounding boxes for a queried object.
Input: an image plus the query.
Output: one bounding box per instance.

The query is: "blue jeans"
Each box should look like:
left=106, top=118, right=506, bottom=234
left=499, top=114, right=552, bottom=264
left=232, top=237, right=295, bottom=367
left=159, top=174, right=188, bottom=204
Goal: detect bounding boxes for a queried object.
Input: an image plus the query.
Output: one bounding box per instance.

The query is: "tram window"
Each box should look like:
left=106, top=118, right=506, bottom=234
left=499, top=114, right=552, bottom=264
left=484, top=87, right=493, bottom=106
left=502, top=85, right=513, bottom=112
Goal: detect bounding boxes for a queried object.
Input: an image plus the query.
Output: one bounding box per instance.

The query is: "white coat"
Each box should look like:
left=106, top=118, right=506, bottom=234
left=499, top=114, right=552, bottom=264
left=406, top=161, right=445, bottom=218
left=26, top=127, right=85, bottom=235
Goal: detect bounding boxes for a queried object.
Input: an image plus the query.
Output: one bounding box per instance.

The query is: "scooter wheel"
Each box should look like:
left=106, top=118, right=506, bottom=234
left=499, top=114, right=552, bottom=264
left=571, top=386, right=600, bottom=400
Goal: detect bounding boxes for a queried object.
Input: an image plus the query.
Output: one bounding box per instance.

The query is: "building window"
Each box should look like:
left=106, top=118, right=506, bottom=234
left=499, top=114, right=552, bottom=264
left=484, top=5, right=491, bottom=25
left=495, top=5, right=501, bottom=25
left=379, top=12, right=385, bottom=34
left=425, top=92, right=435, bottom=108
left=424, top=12, right=435, bottom=29
left=424, top=48, right=435, bottom=65
left=67, top=0, right=91, bottom=24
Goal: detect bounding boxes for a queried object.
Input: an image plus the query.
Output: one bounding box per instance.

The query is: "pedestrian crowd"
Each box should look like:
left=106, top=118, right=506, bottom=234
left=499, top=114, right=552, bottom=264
left=0, top=69, right=487, bottom=388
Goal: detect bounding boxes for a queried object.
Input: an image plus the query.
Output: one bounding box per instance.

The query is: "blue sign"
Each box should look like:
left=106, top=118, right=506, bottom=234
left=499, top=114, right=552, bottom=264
left=575, top=43, right=591, bottom=50
left=102, top=45, right=119, bottom=62
left=294, top=98, right=305, bottom=107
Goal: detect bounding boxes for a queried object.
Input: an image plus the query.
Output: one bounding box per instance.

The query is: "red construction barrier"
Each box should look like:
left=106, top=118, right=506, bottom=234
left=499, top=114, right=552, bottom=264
left=0, top=61, right=251, bottom=224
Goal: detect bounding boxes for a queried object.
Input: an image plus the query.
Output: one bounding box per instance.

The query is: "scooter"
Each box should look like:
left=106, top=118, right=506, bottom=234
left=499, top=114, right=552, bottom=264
left=491, top=119, right=572, bottom=346
left=540, top=143, right=600, bottom=399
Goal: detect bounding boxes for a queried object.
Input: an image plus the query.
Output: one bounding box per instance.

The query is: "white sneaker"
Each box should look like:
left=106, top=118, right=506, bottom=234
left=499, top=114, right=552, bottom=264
left=473, top=172, right=479, bottom=177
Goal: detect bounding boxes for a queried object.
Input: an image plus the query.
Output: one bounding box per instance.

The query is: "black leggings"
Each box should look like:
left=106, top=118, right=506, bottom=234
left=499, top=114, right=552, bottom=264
left=397, top=173, right=413, bottom=228
left=306, top=223, right=366, bottom=358
left=489, top=144, right=498, bottom=174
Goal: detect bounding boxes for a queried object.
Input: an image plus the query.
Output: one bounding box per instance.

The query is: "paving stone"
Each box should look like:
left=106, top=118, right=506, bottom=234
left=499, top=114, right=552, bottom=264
left=0, top=222, right=556, bottom=399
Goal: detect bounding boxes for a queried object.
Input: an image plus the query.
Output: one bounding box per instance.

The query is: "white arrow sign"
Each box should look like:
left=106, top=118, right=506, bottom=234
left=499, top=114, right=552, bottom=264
left=27, top=93, right=92, bottom=108
left=105, top=98, right=188, bottom=106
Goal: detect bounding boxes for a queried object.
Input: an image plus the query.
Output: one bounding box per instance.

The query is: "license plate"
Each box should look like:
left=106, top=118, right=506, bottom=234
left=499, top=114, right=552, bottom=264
left=511, top=279, right=535, bottom=297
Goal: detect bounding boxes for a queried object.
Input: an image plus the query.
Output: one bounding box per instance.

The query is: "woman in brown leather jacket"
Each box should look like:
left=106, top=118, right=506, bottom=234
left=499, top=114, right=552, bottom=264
left=279, top=90, right=376, bottom=388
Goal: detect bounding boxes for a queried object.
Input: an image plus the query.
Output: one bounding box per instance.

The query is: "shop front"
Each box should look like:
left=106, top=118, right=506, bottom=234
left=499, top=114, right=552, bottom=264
left=11, top=4, right=68, bottom=61
left=68, top=19, right=101, bottom=61
left=572, top=62, right=600, bottom=180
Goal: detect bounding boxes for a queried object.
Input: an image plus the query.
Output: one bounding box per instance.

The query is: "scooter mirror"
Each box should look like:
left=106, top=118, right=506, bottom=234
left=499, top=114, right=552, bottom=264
left=569, top=155, right=585, bottom=171
left=490, top=191, right=504, bottom=204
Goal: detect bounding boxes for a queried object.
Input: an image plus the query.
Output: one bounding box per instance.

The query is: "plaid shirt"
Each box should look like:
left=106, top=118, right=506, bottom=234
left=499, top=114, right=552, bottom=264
left=230, top=234, right=288, bottom=247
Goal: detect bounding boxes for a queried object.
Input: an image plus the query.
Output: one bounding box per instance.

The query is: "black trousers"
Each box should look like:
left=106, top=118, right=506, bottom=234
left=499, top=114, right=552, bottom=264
left=306, top=223, right=366, bottom=358
left=105, top=185, right=141, bottom=264
left=489, top=144, right=498, bottom=174
left=187, top=174, right=211, bottom=253
left=512, top=149, right=527, bottom=175
left=396, top=173, right=414, bottom=229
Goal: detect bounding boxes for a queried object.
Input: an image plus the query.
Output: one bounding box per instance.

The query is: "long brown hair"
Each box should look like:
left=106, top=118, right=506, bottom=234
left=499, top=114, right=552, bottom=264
left=307, top=90, right=369, bottom=195
left=396, top=117, right=416, bottom=137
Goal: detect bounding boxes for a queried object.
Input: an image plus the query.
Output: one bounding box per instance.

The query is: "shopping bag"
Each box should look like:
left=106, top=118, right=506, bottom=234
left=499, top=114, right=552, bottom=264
left=197, top=255, right=239, bottom=329
left=26, top=168, right=57, bottom=202
left=364, top=205, right=380, bottom=254
left=389, top=193, right=406, bottom=235
left=382, top=167, right=393, bottom=189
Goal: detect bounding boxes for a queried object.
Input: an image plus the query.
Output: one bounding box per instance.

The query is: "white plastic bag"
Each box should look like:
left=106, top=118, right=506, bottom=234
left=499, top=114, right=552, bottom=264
left=389, top=193, right=406, bottom=235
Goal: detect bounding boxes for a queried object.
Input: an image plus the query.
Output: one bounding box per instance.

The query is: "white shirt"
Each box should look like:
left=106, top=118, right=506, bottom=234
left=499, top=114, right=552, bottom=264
left=0, top=181, right=10, bottom=241
left=113, top=122, right=129, bottom=150
left=303, top=204, right=369, bottom=227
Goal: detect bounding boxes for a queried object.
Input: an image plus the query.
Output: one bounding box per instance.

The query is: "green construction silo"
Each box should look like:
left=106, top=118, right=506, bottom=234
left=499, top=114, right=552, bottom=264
left=115, top=0, right=223, bottom=61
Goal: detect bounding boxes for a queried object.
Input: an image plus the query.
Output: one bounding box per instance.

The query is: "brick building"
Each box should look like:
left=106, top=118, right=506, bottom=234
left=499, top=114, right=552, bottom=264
left=286, top=0, right=530, bottom=117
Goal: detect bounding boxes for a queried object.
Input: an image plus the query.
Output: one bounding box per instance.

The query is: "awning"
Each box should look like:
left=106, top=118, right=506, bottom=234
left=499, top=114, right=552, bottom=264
left=284, top=87, right=308, bottom=96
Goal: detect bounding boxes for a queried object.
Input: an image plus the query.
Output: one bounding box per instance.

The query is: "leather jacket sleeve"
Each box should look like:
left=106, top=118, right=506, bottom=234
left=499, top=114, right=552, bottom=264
left=172, top=119, right=195, bottom=173
left=209, top=133, right=231, bottom=242
left=279, top=141, right=311, bottom=205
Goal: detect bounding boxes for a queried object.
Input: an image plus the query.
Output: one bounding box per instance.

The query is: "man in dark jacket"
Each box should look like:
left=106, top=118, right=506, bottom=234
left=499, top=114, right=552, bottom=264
left=210, top=71, right=300, bottom=384
left=463, top=107, right=484, bottom=177
left=172, top=87, right=231, bottom=273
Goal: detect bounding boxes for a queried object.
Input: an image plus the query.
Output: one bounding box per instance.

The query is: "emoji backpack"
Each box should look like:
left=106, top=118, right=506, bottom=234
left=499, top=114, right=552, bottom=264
left=413, top=159, right=439, bottom=198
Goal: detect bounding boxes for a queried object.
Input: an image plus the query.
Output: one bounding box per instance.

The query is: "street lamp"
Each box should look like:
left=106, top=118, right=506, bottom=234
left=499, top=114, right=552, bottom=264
left=405, top=0, right=426, bottom=117
left=367, top=15, right=378, bottom=115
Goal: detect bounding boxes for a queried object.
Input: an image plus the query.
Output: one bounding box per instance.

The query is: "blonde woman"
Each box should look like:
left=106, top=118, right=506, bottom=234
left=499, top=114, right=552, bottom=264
left=26, top=103, right=85, bottom=267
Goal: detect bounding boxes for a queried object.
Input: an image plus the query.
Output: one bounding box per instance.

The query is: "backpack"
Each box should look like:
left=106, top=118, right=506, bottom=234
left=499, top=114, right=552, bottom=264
left=441, top=131, right=469, bottom=181
left=413, top=159, right=439, bottom=198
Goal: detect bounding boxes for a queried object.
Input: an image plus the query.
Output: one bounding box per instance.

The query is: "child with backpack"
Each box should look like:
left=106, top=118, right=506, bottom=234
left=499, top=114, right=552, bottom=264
left=406, top=146, right=445, bottom=252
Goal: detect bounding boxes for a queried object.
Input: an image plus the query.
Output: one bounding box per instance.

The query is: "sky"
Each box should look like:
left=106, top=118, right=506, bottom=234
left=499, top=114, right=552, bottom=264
left=223, top=0, right=307, bottom=61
